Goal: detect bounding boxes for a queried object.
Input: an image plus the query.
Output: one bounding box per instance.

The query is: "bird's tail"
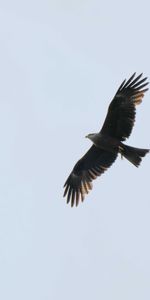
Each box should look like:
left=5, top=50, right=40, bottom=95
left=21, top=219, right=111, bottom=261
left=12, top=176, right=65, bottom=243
left=120, top=144, right=149, bottom=167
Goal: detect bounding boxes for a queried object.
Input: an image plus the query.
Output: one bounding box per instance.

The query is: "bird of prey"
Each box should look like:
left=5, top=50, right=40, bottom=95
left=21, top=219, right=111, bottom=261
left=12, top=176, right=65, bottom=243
left=63, top=73, right=149, bottom=207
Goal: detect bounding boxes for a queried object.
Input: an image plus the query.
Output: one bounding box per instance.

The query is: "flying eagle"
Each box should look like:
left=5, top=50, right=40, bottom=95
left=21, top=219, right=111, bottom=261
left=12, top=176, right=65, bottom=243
left=63, top=73, right=149, bottom=207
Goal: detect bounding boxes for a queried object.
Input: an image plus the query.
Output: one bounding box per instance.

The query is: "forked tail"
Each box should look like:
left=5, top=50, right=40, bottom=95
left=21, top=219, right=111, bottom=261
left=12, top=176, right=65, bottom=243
left=120, top=144, right=149, bottom=167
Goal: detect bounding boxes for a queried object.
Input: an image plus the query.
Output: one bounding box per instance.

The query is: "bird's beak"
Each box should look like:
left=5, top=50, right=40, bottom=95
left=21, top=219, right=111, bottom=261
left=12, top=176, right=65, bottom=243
left=85, top=135, right=88, bottom=138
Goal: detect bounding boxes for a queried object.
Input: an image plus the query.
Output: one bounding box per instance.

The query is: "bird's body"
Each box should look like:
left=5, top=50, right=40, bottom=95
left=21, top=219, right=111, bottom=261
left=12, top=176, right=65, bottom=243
left=63, top=73, right=149, bottom=206
left=86, top=133, right=120, bottom=153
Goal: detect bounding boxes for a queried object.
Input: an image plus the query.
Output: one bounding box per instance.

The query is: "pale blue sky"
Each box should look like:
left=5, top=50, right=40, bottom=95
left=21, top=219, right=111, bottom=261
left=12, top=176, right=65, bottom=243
left=0, top=1, right=150, bottom=299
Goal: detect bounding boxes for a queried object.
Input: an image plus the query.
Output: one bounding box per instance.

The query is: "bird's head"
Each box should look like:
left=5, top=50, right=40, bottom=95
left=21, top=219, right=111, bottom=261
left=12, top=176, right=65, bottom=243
left=85, top=133, right=97, bottom=142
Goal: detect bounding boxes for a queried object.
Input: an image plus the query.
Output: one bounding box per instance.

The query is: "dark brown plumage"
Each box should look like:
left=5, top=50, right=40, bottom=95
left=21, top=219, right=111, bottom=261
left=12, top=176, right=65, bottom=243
left=63, top=73, right=149, bottom=206
left=101, top=73, right=148, bottom=141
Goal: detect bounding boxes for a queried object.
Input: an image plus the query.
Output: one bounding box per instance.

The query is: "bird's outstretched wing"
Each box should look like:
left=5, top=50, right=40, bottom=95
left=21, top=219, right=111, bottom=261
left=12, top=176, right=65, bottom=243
left=100, top=73, right=149, bottom=141
left=63, top=145, right=117, bottom=206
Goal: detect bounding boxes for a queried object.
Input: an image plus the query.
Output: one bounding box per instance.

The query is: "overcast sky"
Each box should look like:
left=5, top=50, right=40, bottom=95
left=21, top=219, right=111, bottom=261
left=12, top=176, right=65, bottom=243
left=0, top=1, right=150, bottom=300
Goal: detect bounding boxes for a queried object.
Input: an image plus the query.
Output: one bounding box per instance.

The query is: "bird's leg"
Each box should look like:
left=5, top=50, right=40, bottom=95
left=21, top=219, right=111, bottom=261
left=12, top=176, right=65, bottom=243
left=119, top=145, right=124, bottom=160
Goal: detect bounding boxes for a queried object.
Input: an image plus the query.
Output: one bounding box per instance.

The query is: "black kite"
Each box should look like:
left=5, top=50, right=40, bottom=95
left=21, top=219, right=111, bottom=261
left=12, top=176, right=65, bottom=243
left=63, top=73, right=149, bottom=206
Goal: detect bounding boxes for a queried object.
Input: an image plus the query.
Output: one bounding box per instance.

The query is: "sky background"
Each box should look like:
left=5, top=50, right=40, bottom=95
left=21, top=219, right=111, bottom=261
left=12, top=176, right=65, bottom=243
left=0, top=1, right=150, bottom=299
